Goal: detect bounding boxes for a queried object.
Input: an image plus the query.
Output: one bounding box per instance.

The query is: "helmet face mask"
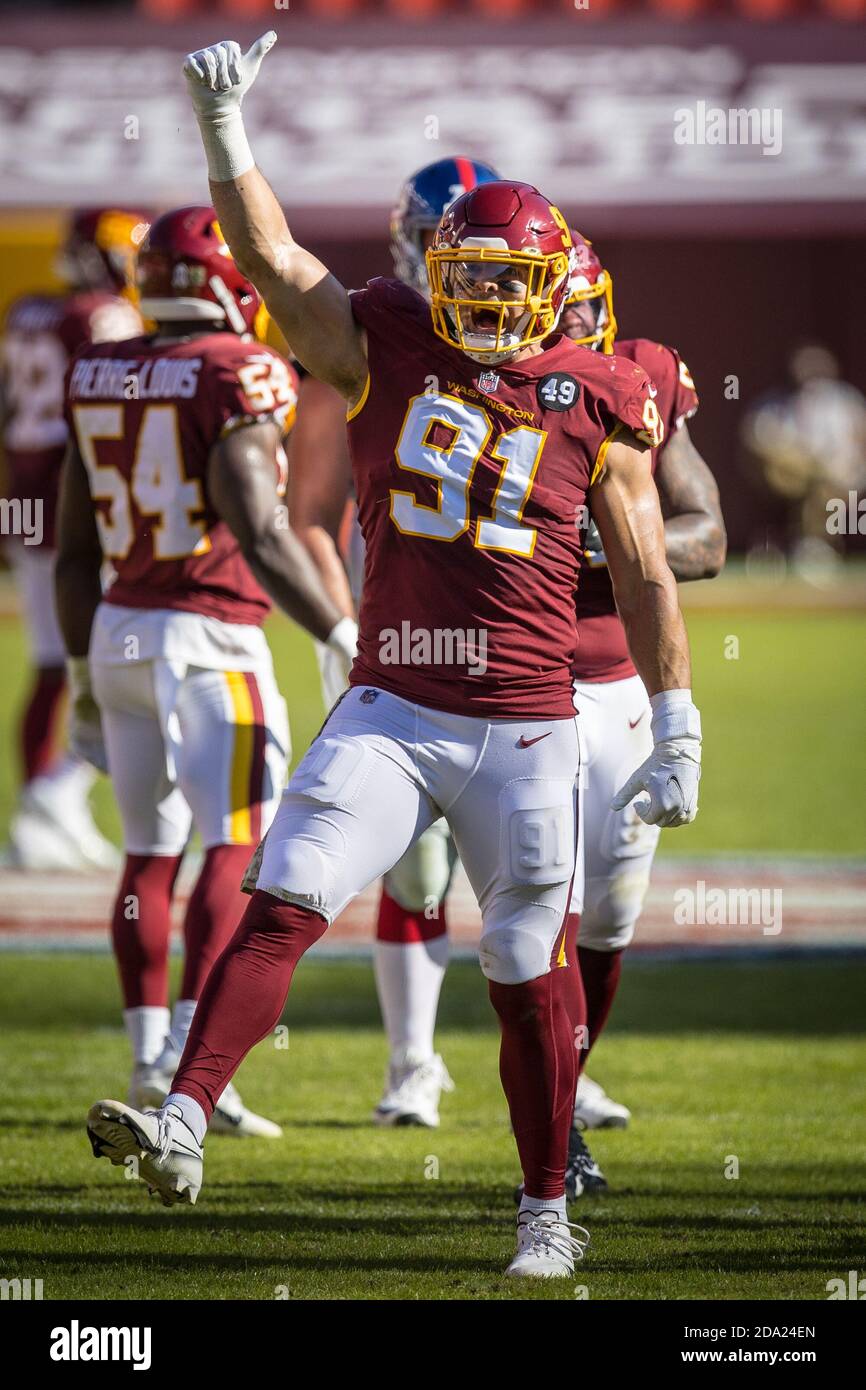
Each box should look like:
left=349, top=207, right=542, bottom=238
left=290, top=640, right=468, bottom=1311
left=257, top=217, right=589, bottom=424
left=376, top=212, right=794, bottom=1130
left=429, top=245, right=570, bottom=363
left=562, top=232, right=617, bottom=353
left=426, top=183, right=573, bottom=365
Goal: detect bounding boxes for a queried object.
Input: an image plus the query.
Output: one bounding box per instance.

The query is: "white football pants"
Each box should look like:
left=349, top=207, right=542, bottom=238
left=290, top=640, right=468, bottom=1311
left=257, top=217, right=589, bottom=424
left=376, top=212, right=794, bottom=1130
left=571, top=673, right=660, bottom=951
left=256, top=685, right=581, bottom=985
left=92, top=657, right=289, bottom=856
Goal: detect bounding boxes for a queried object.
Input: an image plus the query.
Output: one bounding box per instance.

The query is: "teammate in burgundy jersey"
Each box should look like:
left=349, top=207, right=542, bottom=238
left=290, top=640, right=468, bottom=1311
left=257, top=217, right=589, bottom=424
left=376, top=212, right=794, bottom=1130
left=0, top=208, right=146, bottom=872
left=552, top=232, right=725, bottom=1199
left=87, top=36, right=703, bottom=1281
left=59, top=206, right=353, bottom=1140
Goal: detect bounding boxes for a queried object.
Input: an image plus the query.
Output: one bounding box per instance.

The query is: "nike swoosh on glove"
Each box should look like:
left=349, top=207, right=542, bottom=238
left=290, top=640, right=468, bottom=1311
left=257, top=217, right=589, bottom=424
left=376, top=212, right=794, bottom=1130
left=611, top=690, right=701, bottom=828
left=611, top=738, right=700, bottom=828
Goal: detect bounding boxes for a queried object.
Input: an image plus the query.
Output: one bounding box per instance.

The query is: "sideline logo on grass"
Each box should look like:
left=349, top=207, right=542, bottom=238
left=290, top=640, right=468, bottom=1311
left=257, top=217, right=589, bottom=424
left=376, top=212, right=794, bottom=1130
left=50, top=1321, right=152, bottom=1371
left=673, top=881, right=783, bottom=936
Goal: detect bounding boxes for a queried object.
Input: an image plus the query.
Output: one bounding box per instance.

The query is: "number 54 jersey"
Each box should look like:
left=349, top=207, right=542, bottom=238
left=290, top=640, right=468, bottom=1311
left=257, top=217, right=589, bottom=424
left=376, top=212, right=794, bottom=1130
left=348, top=278, right=662, bottom=720
left=65, top=331, right=298, bottom=626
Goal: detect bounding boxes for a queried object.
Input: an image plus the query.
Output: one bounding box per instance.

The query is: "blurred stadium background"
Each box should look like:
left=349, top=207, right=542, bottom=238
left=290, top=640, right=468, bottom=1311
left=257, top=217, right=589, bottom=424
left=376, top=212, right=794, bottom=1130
left=0, top=0, right=864, bottom=1301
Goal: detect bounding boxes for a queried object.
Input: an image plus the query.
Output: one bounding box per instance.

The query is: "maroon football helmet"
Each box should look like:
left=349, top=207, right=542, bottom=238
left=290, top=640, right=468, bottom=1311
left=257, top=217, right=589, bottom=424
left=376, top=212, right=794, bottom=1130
left=60, top=207, right=151, bottom=294
left=137, top=206, right=263, bottom=335
left=426, top=181, right=573, bottom=363
left=562, top=229, right=617, bottom=354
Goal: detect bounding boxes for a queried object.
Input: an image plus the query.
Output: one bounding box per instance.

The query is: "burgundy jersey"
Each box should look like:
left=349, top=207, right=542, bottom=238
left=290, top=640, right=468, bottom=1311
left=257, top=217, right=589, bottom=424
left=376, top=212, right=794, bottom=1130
left=347, top=279, right=662, bottom=719
left=65, top=332, right=297, bottom=626
left=573, top=339, right=699, bottom=684
left=1, top=291, right=142, bottom=547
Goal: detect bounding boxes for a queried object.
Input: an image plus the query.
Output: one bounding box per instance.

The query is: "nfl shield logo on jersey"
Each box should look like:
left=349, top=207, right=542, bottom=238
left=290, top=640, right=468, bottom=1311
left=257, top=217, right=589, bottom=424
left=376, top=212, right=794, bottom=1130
left=360, top=689, right=379, bottom=704
left=477, top=370, right=500, bottom=394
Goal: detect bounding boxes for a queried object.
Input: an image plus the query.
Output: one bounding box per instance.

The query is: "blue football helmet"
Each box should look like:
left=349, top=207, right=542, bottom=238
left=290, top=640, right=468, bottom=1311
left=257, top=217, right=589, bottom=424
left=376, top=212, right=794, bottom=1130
left=390, top=156, right=501, bottom=298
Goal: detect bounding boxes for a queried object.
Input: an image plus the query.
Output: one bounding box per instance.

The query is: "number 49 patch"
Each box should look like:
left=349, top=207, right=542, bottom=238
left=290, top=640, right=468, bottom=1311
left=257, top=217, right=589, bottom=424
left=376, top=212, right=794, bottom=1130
left=537, top=372, right=580, bottom=413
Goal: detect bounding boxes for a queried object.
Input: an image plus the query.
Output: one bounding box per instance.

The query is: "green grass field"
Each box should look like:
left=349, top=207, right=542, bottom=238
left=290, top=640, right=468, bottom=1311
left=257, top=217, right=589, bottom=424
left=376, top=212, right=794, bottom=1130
left=2, top=598, right=865, bottom=855
left=0, top=954, right=864, bottom=1301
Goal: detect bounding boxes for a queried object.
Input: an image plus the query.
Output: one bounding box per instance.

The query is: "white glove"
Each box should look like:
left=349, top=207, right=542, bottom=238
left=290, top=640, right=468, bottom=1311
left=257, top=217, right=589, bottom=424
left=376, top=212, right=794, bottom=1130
left=611, top=689, right=701, bottom=828
left=325, top=616, right=359, bottom=688
left=183, top=32, right=277, bottom=182
left=66, top=657, right=108, bottom=775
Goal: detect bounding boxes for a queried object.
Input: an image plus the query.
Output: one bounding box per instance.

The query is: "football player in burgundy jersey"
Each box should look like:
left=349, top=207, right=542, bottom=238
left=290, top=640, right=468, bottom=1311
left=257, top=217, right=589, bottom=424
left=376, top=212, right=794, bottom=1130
left=290, top=156, right=500, bottom=1130
left=58, top=206, right=355, bottom=1140
left=548, top=233, right=726, bottom=1200
left=87, top=36, right=703, bottom=1280
left=0, top=208, right=147, bottom=872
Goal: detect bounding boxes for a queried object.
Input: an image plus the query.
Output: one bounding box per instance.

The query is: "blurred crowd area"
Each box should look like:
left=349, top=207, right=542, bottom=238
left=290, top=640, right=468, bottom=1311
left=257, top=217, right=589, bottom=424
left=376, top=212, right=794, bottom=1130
left=20, top=0, right=866, bottom=19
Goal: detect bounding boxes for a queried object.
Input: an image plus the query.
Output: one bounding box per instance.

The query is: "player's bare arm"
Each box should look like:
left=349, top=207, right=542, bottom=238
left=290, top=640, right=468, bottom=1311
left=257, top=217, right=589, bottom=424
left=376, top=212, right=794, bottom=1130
left=183, top=35, right=367, bottom=407
left=655, top=422, right=726, bottom=581
left=286, top=375, right=355, bottom=618
left=591, top=434, right=701, bottom=828
left=591, top=435, right=691, bottom=695
left=54, top=440, right=109, bottom=771
left=208, top=420, right=354, bottom=649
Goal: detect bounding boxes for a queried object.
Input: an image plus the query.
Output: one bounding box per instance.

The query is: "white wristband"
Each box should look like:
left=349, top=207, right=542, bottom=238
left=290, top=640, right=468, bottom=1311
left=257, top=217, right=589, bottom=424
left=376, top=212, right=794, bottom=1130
left=195, top=109, right=255, bottom=183
left=326, top=616, right=359, bottom=664
left=650, top=688, right=701, bottom=743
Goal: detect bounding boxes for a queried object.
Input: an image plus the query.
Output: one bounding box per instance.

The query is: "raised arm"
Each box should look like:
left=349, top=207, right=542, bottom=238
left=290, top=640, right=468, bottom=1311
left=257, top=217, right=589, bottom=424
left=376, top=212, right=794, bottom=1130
left=589, top=434, right=701, bottom=827
left=655, top=423, right=726, bottom=581
left=183, top=34, right=368, bottom=406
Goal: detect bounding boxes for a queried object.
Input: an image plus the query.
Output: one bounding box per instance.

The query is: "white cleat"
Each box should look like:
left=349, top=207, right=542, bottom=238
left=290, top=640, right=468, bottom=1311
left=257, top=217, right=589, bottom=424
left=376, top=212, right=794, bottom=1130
left=8, top=807, right=90, bottom=872
left=373, top=1050, right=454, bottom=1128
left=86, top=1099, right=203, bottom=1206
left=574, top=1073, right=631, bottom=1131
left=208, top=1081, right=282, bottom=1139
left=505, top=1210, right=591, bottom=1279
left=9, top=784, right=120, bottom=873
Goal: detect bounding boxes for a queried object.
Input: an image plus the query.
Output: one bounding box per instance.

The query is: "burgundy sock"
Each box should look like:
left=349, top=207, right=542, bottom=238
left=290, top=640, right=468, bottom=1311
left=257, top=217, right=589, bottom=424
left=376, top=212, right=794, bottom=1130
left=180, top=844, right=255, bottom=999
left=577, top=944, right=624, bottom=1070
left=21, top=665, right=65, bottom=782
left=375, top=887, right=448, bottom=944
left=488, top=969, right=577, bottom=1200
left=171, top=891, right=328, bottom=1122
left=111, top=853, right=184, bottom=1008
